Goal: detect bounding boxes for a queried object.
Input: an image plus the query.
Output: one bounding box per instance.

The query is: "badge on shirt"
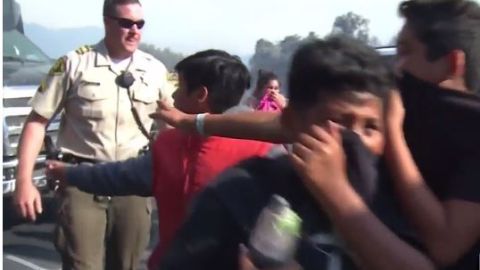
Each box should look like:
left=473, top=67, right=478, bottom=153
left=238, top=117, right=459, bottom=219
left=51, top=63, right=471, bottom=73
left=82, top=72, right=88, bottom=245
left=48, top=57, right=66, bottom=76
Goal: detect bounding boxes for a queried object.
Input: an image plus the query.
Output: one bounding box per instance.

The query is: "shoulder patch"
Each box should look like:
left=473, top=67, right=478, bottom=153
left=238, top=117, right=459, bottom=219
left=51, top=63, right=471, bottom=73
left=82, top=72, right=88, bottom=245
left=75, top=45, right=93, bottom=55
left=37, top=79, right=47, bottom=93
left=48, top=57, right=66, bottom=76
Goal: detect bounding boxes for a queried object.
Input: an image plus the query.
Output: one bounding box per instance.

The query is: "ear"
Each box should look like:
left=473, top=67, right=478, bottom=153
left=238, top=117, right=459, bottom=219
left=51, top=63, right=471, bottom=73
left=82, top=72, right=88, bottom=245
left=194, top=86, right=208, bottom=104
left=447, top=49, right=466, bottom=78
left=197, top=86, right=208, bottom=103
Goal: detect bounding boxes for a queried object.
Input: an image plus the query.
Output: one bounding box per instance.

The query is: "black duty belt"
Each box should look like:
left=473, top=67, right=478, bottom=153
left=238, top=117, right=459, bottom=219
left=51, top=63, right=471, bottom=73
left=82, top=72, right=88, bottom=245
left=60, top=153, right=100, bottom=164
left=60, top=153, right=111, bottom=202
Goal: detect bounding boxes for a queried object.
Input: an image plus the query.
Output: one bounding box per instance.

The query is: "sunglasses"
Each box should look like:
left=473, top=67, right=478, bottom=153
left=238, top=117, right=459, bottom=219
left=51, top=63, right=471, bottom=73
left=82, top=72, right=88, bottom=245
left=107, top=16, right=145, bottom=29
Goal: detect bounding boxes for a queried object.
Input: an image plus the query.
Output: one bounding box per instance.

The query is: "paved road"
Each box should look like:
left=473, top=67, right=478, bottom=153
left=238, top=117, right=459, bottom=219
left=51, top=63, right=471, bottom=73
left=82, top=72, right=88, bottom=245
left=3, top=194, right=158, bottom=270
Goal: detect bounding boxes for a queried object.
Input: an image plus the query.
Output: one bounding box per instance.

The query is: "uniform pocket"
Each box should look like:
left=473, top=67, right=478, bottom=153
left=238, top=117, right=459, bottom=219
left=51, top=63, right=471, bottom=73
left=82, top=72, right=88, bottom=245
left=78, top=107, right=104, bottom=119
left=132, top=85, right=157, bottom=104
left=133, top=91, right=157, bottom=104
left=76, top=81, right=109, bottom=101
left=131, top=78, right=158, bottom=130
left=76, top=85, right=107, bottom=120
left=56, top=188, right=72, bottom=225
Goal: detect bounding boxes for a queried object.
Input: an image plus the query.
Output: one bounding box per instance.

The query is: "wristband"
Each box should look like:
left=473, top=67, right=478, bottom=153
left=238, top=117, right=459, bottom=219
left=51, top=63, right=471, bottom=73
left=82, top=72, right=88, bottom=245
left=195, top=113, right=208, bottom=136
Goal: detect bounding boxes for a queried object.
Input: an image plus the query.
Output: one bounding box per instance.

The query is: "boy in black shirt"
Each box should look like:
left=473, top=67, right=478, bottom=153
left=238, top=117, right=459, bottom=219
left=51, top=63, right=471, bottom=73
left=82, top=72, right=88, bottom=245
left=384, top=1, right=480, bottom=268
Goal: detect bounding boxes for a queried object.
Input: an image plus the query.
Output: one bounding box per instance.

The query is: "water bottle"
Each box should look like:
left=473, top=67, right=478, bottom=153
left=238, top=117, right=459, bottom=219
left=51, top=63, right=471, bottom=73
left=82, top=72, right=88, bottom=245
left=248, top=194, right=302, bottom=269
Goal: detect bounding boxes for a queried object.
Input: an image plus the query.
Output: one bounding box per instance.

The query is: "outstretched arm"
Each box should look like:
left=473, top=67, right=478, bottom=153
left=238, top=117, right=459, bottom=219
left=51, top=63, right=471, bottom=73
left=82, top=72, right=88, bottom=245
left=47, top=152, right=153, bottom=197
left=150, top=100, right=289, bottom=143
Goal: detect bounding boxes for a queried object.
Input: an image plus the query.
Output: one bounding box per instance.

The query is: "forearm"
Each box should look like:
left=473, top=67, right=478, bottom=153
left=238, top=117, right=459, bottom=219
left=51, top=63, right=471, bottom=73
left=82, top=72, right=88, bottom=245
left=311, top=182, right=435, bottom=270
left=66, top=152, right=153, bottom=197
left=16, top=112, right=48, bottom=184
left=201, top=111, right=288, bottom=143
left=385, top=129, right=450, bottom=262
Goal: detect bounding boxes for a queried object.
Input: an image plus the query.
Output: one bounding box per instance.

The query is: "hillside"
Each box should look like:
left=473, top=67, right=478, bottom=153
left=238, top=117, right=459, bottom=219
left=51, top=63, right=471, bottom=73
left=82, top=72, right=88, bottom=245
left=24, top=23, right=103, bottom=58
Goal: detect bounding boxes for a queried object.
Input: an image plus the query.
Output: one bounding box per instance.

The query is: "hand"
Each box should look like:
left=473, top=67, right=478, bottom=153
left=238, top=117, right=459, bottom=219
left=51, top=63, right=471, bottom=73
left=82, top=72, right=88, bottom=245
left=289, top=122, right=347, bottom=195
left=269, top=91, right=288, bottom=109
left=45, top=160, right=69, bottom=191
left=149, top=100, right=195, bottom=131
left=13, top=180, right=42, bottom=221
left=384, top=89, right=407, bottom=156
left=238, top=244, right=302, bottom=270
left=385, top=89, right=405, bottom=132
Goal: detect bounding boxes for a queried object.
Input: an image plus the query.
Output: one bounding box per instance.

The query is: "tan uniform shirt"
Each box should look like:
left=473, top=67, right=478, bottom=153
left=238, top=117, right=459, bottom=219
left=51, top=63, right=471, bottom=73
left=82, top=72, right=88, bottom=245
left=31, top=41, right=172, bottom=162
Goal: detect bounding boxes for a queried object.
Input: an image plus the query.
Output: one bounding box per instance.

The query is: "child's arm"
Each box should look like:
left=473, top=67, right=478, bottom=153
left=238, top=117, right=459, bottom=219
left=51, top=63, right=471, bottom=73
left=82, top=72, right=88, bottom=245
left=46, top=152, right=153, bottom=197
left=150, top=100, right=289, bottom=143
left=290, top=123, right=435, bottom=270
left=385, top=91, right=480, bottom=267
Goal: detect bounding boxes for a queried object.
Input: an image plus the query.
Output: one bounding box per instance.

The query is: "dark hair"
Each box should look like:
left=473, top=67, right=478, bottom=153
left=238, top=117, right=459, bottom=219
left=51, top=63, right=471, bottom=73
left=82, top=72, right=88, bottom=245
left=288, top=36, right=393, bottom=110
left=399, top=0, right=480, bottom=93
left=253, top=70, right=280, bottom=99
left=103, top=0, right=141, bottom=17
left=175, top=49, right=251, bottom=113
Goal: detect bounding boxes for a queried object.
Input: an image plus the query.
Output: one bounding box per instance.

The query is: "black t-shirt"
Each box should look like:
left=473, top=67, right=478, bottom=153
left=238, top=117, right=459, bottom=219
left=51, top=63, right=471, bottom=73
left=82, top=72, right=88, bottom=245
left=400, top=74, right=480, bottom=202
left=159, top=156, right=416, bottom=270
left=400, top=74, right=480, bottom=269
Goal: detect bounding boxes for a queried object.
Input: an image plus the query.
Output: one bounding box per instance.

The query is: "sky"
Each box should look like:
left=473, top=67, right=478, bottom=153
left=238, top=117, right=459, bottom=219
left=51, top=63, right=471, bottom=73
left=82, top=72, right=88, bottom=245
left=13, top=0, right=463, bottom=57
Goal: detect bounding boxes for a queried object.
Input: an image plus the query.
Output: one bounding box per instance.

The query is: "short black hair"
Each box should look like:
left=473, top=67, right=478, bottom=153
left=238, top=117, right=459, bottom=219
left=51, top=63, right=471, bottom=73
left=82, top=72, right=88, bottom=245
left=288, top=36, right=393, bottom=110
left=399, top=0, right=480, bottom=93
left=254, top=69, right=280, bottom=99
left=175, top=50, right=251, bottom=114
left=103, top=0, right=141, bottom=17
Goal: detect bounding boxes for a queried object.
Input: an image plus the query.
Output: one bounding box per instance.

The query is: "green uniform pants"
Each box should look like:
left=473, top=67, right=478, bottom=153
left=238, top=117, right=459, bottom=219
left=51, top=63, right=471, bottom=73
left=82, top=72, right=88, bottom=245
left=54, top=187, right=152, bottom=270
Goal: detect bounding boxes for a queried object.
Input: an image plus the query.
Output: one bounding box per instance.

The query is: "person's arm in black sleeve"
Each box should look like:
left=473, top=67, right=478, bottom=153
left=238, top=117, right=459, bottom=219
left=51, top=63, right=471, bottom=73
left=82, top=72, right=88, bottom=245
left=63, top=151, right=153, bottom=197
left=385, top=103, right=480, bottom=267
left=160, top=187, right=242, bottom=270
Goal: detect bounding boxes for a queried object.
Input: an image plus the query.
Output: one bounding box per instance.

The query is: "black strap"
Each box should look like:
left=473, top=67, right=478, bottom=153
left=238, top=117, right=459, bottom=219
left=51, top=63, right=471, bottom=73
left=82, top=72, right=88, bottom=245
left=116, top=69, right=153, bottom=144
left=125, top=85, right=153, bottom=143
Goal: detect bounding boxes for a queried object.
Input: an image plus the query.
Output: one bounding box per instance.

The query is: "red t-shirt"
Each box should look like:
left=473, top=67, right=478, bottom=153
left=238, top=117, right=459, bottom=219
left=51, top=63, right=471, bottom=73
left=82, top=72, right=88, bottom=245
left=148, top=129, right=274, bottom=269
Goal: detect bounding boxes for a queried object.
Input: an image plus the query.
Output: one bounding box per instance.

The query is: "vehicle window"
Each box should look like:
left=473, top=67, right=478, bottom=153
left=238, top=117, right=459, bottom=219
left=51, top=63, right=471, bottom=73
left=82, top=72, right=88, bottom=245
left=3, top=30, right=50, bottom=63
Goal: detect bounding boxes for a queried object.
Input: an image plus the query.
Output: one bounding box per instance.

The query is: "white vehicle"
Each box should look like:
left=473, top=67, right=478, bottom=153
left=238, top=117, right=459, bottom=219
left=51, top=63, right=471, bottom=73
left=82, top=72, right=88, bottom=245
left=3, top=0, right=59, bottom=195
left=376, top=46, right=397, bottom=67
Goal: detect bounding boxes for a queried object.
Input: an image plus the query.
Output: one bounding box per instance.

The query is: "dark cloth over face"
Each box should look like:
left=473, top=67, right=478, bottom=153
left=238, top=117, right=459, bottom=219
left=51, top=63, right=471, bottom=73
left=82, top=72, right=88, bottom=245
left=398, top=72, right=480, bottom=201
left=341, top=129, right=379, bottom=204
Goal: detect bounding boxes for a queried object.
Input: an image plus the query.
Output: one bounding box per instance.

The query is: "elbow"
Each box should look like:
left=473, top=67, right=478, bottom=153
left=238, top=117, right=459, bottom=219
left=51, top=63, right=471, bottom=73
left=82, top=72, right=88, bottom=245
left=428, top=245, right=461, bottom=268
left=389, top=258, right=435, bottom=270
left=358, top=251, right=436, bottom=270
left=365, top=259, right=435, bottom=270
left=395, top=253, right=436, bottom=270
left=407, top=262, right=435, bottom=270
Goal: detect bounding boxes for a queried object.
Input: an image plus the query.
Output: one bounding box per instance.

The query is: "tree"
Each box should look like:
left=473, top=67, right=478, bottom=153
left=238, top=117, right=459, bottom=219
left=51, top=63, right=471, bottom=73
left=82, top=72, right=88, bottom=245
left=139, top=43, right=185, bottom=71
left=249, top=39, right=278, bottom=69
left=249, top=33, right=321, bottom=92
left=331, top=12, right=380, bottom=46
left=305, top=31, right=319, bottom=42
left=249, top=39, right=281, bottom=87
